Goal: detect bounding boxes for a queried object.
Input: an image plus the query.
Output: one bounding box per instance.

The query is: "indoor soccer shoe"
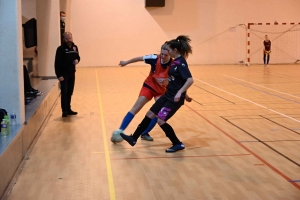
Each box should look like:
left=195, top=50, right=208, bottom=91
left=165, top=143, right=185, bottom=153
left=141, top=133, right=153, bottom=141
left=120, top=133, right=136, bottom=146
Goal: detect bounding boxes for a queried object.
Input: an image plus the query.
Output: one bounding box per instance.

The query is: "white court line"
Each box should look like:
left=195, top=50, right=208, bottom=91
left=194, top=77, right=300, bottom=123
left=222, top=74, right=300, bottom=99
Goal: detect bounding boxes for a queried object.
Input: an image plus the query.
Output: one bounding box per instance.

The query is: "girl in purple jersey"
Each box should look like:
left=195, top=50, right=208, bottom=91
left=263, top=35, right=271, bottom=66
left=120, top=35, right=194, bottom=153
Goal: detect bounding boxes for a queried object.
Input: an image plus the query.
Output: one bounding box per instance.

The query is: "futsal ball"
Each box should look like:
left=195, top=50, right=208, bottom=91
left=156, top=78, right=169, bottom=87
left=246, top=62, right=250, bottom=66
left=111, top=129, right=124, bottom=143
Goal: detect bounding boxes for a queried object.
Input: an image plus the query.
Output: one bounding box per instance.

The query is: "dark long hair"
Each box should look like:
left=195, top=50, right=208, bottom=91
left=167, top=35, right=192, bottom=58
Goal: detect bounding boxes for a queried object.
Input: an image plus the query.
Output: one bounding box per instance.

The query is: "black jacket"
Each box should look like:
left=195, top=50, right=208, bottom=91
left=60, top=20, right=65, bottom=35
left=60, top=20, right=65, bottom=44
left=55, top=42, right=80, bottom=78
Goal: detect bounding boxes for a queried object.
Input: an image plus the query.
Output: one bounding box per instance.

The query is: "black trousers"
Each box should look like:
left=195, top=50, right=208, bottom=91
left=60, top=75, right=75, bottom=112
left=23, top=65, right=32, bottom=92
left=263, top=54, right=270, bottom=64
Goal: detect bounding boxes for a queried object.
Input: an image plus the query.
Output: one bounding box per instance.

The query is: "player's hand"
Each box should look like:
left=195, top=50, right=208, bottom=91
left=174, top=92, right=181, bottom=102
left=185, top=94, right=192, bottom=102
left=119, top=61, right=127, bottom=67
left=73, top=59, right=79, bottom=65
left=58, top=76, right=64, bottom=81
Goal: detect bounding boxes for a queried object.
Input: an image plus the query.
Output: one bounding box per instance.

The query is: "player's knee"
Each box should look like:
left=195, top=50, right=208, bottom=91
left=146, top=110, right=156, bottom=118
left=129, top=109, right=138, bottom=115
left=130, top=106, right=142, bottom=115
left=157, top=118, right=165, bottom=126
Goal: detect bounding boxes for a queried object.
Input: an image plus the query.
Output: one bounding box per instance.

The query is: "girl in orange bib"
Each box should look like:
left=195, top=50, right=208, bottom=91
left=112, top=43, right=172, bottom=141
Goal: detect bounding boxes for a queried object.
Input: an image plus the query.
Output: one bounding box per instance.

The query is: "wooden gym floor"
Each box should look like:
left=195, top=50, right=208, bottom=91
left=7, top=65, right=300, bottom=200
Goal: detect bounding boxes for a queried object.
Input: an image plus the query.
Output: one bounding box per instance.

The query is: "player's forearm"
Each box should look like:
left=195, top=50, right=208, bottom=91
left=178, top=78, right=194, bottom=94
left=125, top=56, right=144, bottom=65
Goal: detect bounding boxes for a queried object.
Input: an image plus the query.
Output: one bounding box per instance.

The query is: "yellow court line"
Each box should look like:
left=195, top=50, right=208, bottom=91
left=95, top=69, right=116, bottom=200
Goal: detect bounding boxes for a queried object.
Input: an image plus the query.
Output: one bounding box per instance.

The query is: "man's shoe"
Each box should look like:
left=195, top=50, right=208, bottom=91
left=141, top=133, right=154, bottom=141
left=120, top=133, right=136, bottom=146
left=25, top=97, right=34, bottom=105
left=25, top=91, right=37, bottom=97
left=62, top=112, right=68, bottom=117
left=165, top=143, right=185, bottom=153
left=30, top=88, right=42, bottom=96
left=68, top=110, right=78, bottom=115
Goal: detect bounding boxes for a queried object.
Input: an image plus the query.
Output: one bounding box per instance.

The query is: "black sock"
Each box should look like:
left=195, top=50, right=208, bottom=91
left=132, top=116, right=152, bottom=140
left=160, top=123, right=181, bottom=145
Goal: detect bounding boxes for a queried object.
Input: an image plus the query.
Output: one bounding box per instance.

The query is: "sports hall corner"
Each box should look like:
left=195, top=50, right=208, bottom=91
left=1, top=0, right=300, bottom=200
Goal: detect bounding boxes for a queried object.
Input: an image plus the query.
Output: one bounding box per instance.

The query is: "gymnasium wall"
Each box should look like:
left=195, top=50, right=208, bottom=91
left=21, top=0, right=36, bottom=20
left=71, top=0, right=300, bottom=66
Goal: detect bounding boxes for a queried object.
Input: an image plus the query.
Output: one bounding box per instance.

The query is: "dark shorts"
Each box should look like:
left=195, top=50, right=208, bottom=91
left=150, top=95, right=182, bottom=121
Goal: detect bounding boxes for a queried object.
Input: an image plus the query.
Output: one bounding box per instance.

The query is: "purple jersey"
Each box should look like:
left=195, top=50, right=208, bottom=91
left=165, top=56, right=192, bottom=104
left=264, top=40, right=271, bottom=51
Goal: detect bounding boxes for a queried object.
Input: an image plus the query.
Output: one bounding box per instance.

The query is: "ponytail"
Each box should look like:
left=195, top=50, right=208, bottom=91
left=167, top=35, right=192, bottom=58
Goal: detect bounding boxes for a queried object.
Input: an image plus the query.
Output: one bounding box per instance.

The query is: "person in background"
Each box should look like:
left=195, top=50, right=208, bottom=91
left=263, top=35, right=271, bottom=66
left=60, top=11, right=66, bottom=45
left=23, top=65, right=42, bottom=104
left=54, top=32, right=80, bottom=117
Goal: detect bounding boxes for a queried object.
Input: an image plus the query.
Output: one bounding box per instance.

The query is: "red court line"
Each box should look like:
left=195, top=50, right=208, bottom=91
left=194, top=109, right=262, bottom=111
left=111, top=153, right=250, bottom=160
left=185, top=104, right=300, bottom=190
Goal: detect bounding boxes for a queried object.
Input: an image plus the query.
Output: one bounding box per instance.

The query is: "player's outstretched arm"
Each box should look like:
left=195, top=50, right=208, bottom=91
left=119, top=56, right=144, bottom=67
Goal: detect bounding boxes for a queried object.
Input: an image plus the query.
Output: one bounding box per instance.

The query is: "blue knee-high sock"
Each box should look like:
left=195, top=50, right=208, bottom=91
left=142, top=117, right=158, bottom=136
left=119, top=112, right=134, bottom=130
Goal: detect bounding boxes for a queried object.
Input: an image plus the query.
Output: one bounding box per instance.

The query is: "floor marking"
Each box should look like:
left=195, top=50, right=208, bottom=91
left=222, top=74, right=300, bottom=99
left=185, top=104, right=300, bottom=190
left=112, top=153, right=251, bottom=160
left=225, top=78, right=300, bottom=104
left=194, top=77, right=300, bottom=123
left=95, top=70, right=116, bottom=200
left=92, top=151, right=121, bottom=154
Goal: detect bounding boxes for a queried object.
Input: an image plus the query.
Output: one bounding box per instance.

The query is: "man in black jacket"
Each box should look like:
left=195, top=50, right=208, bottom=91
left=55, top=32, right=80, bottom=117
